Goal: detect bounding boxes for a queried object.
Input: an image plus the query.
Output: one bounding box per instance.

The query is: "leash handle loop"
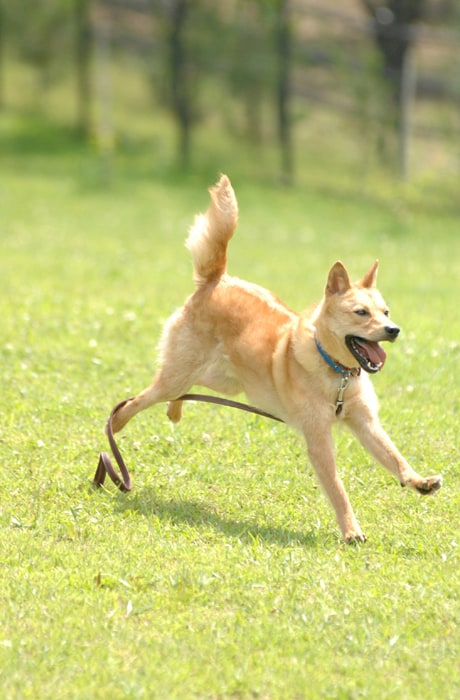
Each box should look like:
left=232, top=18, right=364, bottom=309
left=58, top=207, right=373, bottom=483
left=93, top=397, right=135, bottom=492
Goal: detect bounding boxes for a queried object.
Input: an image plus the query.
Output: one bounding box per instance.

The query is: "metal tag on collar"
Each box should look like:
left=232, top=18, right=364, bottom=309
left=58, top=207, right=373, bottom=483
left=335, top=374, right=351, bottom=415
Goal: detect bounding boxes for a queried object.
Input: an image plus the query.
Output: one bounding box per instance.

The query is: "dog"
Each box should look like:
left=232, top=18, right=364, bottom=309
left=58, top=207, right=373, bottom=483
left=111, top=175, right=442, bottom=543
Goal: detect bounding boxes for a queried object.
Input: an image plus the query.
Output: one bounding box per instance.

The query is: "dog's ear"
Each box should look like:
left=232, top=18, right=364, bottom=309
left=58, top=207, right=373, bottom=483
left=325, top=261, right=351, bottom=296
left=359, top=260, right=379, bottom=288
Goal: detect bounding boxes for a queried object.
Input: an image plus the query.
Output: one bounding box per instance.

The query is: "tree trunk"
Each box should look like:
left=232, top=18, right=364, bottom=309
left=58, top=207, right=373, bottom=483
left=167, top=0, right=191, bottom=168
left=362, top=0, right=425, bottom=176
left=362, top=0, right=425, bottom=104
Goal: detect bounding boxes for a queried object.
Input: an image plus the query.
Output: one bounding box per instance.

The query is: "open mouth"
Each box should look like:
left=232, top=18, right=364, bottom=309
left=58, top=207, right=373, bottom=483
left=345, top=335, right=387, bottom=374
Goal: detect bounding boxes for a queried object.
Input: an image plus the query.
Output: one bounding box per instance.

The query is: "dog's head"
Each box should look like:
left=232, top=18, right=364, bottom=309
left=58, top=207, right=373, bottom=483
left=319, top=260, right=400, bottom=374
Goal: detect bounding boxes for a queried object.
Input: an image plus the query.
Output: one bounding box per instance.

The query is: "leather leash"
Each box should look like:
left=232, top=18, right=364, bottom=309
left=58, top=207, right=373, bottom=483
left=93, top=394, right=284, bottom=492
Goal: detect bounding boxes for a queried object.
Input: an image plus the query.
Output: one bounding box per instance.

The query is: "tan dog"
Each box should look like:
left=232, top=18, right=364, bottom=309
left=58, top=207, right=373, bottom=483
left=112, top=175, right=442, bottom=543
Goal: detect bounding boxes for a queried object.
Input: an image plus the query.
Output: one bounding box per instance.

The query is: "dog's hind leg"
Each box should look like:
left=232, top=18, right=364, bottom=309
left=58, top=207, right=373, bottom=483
left=111, top=365, right=198, bottom=433
left=112, top=303, right=219, bottom=432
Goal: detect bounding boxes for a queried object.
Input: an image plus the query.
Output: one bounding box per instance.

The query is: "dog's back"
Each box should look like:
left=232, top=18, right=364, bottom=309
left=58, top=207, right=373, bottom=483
left=186, top=175, right=238, bottom=286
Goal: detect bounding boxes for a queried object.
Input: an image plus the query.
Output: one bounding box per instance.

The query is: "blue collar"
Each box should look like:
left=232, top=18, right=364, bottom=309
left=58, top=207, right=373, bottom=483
left=315, top=337, right=360, bottom=377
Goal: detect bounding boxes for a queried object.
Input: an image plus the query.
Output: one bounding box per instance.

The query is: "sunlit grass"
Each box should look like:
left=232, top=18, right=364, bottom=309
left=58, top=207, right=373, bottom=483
left=0, top=88, right=459, bottom=698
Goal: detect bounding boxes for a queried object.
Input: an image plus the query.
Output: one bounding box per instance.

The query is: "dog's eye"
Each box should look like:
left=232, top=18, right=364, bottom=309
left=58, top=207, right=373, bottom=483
left=384, top=309, right=390, bottom=317
left=354, top=309, right=369, bottom=316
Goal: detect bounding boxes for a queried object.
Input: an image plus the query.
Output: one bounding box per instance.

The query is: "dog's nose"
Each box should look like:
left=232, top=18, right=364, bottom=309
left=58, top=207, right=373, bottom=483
left=385, top=325, right=400, bottom=339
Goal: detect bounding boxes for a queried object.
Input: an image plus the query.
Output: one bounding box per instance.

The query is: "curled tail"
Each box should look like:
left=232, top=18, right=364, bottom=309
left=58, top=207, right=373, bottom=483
left=186, top=174, right=238, bottom=286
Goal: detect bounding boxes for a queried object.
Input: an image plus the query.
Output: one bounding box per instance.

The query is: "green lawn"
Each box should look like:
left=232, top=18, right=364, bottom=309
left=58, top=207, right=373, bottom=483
left=0, top=113, right=459, bottom=699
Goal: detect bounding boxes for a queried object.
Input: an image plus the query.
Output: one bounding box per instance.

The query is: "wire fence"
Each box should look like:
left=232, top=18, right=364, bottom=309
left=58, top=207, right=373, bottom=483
left=5, top=1, right=457, bottom=179
left=90, top=0, right=460, bottom=178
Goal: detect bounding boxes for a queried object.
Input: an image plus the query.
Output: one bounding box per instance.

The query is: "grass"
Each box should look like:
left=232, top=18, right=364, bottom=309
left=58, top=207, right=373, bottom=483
left=0, top=102, right=459, bottom=699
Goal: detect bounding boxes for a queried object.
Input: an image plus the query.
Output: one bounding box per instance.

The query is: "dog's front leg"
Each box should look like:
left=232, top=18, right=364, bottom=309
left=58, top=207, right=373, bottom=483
left=304, top=427, right=366, bottom=543
left=347, top=412, right=442, bottom=495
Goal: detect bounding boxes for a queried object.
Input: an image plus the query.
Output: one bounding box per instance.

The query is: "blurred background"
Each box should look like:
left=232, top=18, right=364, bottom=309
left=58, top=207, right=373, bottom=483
left=1, top=0, right=459, bottom=187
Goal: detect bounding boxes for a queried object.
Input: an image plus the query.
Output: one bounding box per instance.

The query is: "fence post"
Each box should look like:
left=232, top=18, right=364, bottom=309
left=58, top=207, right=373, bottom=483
left=399, top=44, right=416, bottom=181
left=276, top=0, right=293, bottom=184
left=94, top=11, right=114, bottom=183
left=75, top=0, right=93, bottom=136
left=0, top=0, right=4, bottom=109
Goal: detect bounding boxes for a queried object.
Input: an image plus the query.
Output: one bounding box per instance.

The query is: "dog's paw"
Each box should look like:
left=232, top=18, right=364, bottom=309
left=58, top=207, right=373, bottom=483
left=402, top=475, right=443, bottom=494
left=344, top=530, right=367, bottom=545
left=414, top=475, right=443, bottom=495
left=167, top=400, right=183, bottom=423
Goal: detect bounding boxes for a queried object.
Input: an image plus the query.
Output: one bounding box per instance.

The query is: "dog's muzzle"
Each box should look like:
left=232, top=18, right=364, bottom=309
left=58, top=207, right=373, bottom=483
left=345, top=327, right=399, bottom=374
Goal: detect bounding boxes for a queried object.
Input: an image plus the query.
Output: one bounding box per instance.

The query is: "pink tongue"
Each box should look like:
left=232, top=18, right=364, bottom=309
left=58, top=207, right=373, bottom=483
left=357, top=340, right=387, bottom=366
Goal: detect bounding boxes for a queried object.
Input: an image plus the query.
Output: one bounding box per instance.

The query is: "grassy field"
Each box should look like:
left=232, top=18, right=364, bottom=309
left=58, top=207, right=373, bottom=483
left=0, top=109, right=459, bottom=699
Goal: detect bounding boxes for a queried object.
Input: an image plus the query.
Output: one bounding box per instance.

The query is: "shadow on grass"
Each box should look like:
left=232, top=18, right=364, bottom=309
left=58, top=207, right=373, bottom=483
left=113, top=487, right=320, bottom=549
